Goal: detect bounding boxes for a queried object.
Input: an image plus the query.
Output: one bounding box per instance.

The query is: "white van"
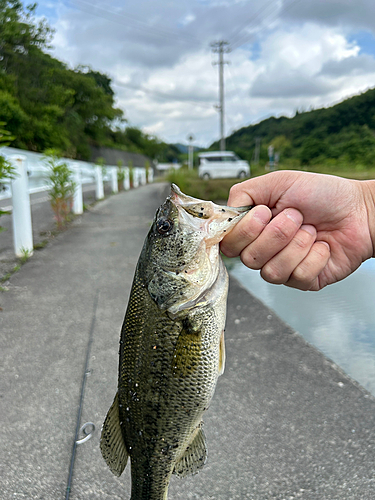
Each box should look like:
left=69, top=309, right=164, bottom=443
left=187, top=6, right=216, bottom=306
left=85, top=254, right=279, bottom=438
left=198, top=151, right=250, bottom=180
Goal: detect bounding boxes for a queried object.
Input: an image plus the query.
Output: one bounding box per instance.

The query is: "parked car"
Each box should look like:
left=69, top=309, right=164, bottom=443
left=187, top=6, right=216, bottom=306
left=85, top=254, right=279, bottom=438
left=198, top=151, right=250, bottom=179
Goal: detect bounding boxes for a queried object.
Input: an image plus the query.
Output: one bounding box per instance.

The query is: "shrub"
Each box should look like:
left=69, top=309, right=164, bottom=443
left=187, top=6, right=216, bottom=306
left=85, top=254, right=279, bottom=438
left=44, top=149, right=76, bottom=229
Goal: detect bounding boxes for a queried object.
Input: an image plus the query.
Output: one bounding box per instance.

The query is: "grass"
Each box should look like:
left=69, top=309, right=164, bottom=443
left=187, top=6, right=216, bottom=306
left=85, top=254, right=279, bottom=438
left=33, top=240, right=49, bottom=250
left=167, top=167, right=244, bottom=202
left=290, top=166, right=375, bottom=180
left=1, top=265, right=21, bottom=284
left=277, top=158, right=375, bottom=180
left=166, top=163, right=375, bottom=202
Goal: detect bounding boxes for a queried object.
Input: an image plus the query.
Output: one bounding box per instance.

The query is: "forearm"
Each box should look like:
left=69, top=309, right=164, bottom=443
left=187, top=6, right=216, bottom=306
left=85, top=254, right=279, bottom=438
left=360, top=179, right=375, bottom=258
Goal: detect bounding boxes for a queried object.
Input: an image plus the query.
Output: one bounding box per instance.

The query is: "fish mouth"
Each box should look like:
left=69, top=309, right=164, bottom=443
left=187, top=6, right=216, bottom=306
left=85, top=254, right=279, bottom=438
left=170, top=183, right=252, bottom=245
left=164, top=184, right=253, bottom=316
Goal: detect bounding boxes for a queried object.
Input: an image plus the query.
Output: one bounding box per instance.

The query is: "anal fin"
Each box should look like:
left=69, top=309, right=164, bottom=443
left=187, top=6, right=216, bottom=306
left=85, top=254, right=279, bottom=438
left=100, top=392, right=128, bottom=477
left=173, top=423, right=207, bottom=477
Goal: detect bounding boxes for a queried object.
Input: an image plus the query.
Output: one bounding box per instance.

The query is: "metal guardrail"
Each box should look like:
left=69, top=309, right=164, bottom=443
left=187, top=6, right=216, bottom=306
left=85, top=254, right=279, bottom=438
left=1, top=147, right=153, bottom=257
left=0, top=146, right=152, bottom=201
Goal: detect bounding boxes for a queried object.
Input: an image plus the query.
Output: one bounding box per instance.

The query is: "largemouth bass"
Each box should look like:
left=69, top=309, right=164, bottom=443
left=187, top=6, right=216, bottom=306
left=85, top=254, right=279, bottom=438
left=101, top=184, right=251, bottom=499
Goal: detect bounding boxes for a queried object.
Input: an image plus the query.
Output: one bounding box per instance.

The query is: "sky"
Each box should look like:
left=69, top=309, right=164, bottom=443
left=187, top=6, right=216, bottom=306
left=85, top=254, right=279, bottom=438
left=35, top=0, right=375, bottom=148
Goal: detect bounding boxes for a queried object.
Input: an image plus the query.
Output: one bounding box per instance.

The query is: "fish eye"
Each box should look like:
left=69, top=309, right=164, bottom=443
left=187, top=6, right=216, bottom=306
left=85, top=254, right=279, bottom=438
left=156, top=218, right=173, bottom=235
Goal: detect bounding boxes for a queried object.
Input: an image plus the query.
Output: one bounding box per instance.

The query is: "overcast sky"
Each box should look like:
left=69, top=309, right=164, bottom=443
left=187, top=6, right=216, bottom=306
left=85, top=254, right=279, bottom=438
left=36, top=0, right=375, bottom=147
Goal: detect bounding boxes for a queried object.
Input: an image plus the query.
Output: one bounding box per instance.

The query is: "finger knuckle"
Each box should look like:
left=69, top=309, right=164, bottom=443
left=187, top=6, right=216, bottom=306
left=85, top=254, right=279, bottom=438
left=236, top=221, right=257, bottom=242
left=291, top=264, right=313, bottom=285
left=314, top=241, right=330, bottom=258
left=228, top=182, right=242, bottom=199
left=220, top=245, right=238, bottom=259
left=261, top=263, right=286, bottom=284
left=293, top=233, right=311, bottom=251
left=240, top=249, right=262, bottom=270
left=271, top=223, right=293, bottom=244
left=287, top=280, right=313, bottom=291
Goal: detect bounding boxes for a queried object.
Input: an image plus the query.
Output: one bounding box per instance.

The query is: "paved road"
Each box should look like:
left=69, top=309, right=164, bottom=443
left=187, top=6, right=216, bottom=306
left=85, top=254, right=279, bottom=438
left=1, top=183, right=374, bottom=499
left=0, top=184, right=101, bottom=251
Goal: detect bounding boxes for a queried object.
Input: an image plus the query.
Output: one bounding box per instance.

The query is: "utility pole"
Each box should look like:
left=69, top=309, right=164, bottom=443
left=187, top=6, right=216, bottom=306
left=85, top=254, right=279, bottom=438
left=211, top=40, right=230, bottom=151
left=187, top=134, right=194, bottom=170
left=253, top=137, right=261, bottom=164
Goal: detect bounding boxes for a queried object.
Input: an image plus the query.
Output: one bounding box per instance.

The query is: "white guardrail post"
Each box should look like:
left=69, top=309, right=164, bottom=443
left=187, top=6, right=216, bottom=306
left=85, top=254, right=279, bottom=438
left=71, top=162, right=83, bottom=215
left=133, top=168, right=139, bottom=188
left=10, top=155, right=34, bottom=258
left=124, top=167, right=130, bottom=190
left=147, top=168, right=153, bottom=183
left=110, top=166, right=118, bottom=193
left=141, top=168, right=146, bottom=185
left=95, top=165, right=104, bottom=200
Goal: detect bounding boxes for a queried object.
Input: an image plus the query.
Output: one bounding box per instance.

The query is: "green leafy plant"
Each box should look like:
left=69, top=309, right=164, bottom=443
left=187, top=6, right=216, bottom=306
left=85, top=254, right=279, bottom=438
left=0, top=155, right=16, bottom=224
left=96, top=156, right=107, bottom=179
left=128, top=160, right=134, bottom=188
left=19, top=247, right=32, bottom=264
left=44, top=149, right=76, bottom=230
left=145, top=160, right=151, bottom=183
left=166, top=166, right=199, bottom=194
left=116, top=159, right=125, bottom=190
left=0, top=122, right=16, bottom=229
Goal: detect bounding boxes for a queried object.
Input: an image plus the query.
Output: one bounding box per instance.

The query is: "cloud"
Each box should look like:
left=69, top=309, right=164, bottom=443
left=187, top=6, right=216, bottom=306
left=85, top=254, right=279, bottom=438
left=36, top=0, right=375, bottom=146
left=250, top=24, right=361, bottom=98
left=281, top=0, right=375, bottom=33
left=252, top=70, right=334, bottom=98
left=319, top=54, right=375, bottom=77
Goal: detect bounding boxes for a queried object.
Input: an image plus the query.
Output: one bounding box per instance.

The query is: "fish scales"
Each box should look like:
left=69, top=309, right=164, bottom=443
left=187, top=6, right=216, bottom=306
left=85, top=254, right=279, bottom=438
left=101, top=184, right=251, bottom=500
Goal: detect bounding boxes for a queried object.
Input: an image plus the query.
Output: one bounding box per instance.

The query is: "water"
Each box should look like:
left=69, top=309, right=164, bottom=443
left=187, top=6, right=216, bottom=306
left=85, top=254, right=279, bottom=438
left=230, top=258, right=375, bottom=396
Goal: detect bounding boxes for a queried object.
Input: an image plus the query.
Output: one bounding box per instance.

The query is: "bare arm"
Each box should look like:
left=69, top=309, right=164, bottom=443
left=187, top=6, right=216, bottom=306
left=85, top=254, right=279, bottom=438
left=220, top=171, right=375, bottom=291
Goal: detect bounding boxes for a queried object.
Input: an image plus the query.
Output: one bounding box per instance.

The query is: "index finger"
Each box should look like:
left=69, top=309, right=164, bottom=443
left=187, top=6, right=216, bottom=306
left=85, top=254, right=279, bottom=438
left=220, top=205, right=272, bottom=257
left=227, top=181, right=256, bottom=207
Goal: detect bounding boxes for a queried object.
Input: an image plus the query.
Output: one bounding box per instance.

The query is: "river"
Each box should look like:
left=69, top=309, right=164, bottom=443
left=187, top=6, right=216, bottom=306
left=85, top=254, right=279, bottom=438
left=230, top=258, right=375, bottom=397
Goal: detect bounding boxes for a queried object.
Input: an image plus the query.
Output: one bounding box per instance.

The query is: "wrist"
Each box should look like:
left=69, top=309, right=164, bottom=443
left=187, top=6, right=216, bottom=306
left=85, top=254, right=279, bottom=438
left=361, top=180, right=375, bottom=258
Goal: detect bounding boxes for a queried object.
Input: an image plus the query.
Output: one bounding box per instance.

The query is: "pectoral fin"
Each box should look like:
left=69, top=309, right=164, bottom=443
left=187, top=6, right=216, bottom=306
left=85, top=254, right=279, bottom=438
left=100, top=392, right=128, bottom=477
left=173, top=423, right=207, bottom=477
left=218, top=329, right=225, bottom=376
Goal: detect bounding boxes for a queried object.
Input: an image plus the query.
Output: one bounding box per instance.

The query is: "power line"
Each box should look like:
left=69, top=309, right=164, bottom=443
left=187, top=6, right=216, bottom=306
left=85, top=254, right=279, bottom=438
left=229, top=0, right=305, bottom=50
left=227, top=0, right=281, bottom=48
left=63, top=0, right=201, bottom=46
left=57, top=0, right=307, bottom=140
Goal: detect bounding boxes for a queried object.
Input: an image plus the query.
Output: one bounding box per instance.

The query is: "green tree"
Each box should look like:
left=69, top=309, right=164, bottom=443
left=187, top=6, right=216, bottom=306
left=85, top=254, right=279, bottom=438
left=0, top=1, right=124, bottom=158
left=0, top=121, right=15, bottom=227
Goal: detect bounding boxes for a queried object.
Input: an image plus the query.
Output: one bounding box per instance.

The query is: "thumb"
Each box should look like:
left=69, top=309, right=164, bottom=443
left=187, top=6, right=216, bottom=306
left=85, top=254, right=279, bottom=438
left=227, top=171, right=299, bottom=208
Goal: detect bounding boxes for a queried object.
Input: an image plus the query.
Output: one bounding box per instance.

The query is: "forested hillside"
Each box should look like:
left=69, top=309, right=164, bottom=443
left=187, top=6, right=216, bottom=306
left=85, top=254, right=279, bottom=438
left=216, top=88, right=375, bottom=169
left=0, top=0, right=179, bottom=161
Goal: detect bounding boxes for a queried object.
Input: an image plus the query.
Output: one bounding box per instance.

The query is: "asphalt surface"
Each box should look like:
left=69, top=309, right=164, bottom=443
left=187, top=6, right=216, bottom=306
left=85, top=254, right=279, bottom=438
left=0, top=184, right=101, bottom=255
left=1, top=182, right=374, bottom=500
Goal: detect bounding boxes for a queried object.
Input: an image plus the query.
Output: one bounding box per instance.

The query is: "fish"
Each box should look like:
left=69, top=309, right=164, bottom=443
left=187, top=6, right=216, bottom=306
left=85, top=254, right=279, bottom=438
left=100, top=184, right=252, bottom=500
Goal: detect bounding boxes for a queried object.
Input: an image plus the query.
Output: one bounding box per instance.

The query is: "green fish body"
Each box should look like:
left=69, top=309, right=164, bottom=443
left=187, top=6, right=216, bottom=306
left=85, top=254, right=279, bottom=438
left=101, top=184, right=251, bottom=499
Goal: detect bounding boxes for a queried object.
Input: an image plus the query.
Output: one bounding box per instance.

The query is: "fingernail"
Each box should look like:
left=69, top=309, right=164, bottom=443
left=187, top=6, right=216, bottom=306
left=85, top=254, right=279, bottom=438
left=301, top=224, right=316, bottom=236
left=252, top=206, right=271, bottom=225
left=318, top=241, right=330, bottom=251
left=285, top=208, right=303, bottom=225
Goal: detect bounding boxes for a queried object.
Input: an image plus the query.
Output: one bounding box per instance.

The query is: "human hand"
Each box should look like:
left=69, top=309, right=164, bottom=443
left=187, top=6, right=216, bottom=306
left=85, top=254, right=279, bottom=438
left=220, top=171, right=375, bottom=291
